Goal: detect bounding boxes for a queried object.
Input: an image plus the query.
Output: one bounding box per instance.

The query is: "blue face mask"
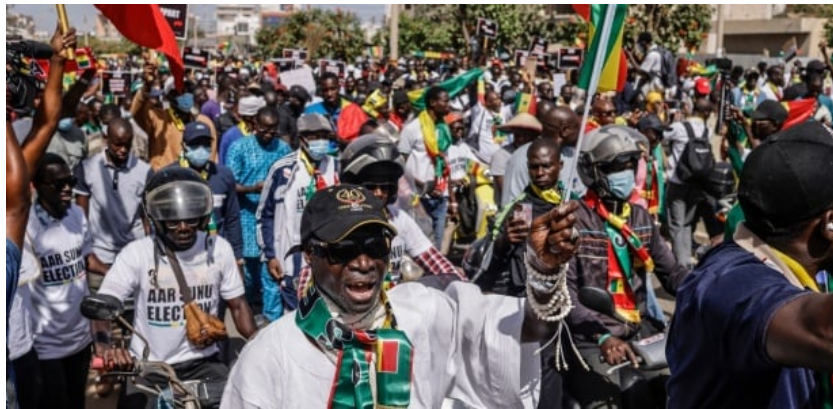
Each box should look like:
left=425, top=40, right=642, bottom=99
left=306, top=139, right=333, bottom=161
left=58, top=117, right=74, bottom=132
left=184, top=145, right=211, bottom=168
left=605, top=170, right=635, bottom=200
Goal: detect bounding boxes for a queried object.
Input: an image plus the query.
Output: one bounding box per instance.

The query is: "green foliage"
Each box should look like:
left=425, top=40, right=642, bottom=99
left=255, top=8, right=366, bottom=61
left=786, top=5, right=833, bottom=46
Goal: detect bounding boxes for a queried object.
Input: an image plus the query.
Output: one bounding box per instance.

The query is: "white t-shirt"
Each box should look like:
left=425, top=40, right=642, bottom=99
left=8, top=249, right=39, bottom=360
left=387, top=205, right=433, bottom=274
left=221, top=282, right=542, bottom=409
left=99, top=233, right=245, bottom=365
left=398, top=119, right=425, bottom=156
left=663, top=117, right=712, bottom=185
left=447, top=141, right=482, bottom=182
left=22, top=204, right=93, bottom=359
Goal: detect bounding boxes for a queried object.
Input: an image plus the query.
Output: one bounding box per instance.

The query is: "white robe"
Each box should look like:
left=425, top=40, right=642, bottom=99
left=221, top=282, right=542, bottom=408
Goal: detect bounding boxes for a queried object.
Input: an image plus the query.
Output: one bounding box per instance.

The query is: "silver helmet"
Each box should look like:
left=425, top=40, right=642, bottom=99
left=143, top=167, right=213, bottom=223
left=578, top=125, right=644, bottom=197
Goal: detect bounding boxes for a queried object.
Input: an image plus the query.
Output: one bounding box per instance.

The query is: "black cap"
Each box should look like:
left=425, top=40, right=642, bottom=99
left=289, top=85, right=311, bottom=103
left=392, top=90, right=410, bottom=106
left=747, top=100, right=788, bottom=125
left=738, top=122, right=833, bottom=235
left=182, top=121, right=212, bottom=144
left=806, top=59, right=826, bottom=75
left=300, top=185, right=396, bottom=245
left=636, top=113, right=670, bottom=134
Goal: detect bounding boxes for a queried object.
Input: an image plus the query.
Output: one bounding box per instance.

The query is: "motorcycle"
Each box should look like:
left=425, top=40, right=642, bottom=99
left=81, top=294, right=210, bottom=409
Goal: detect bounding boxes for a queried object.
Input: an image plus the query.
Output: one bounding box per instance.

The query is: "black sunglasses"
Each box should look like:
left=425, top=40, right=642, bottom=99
left=361, top=182, right=398, bottom=193
left=43, top=176, right=77, bottom=190
left=309, top=235, right=391, bottom=265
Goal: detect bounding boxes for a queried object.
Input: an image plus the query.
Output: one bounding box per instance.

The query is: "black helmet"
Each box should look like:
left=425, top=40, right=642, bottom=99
left=143, top=167, right=213, bottom=223
left=578, top=125, right=643, bottom=199
left=340, top=134, right=405, bottom=185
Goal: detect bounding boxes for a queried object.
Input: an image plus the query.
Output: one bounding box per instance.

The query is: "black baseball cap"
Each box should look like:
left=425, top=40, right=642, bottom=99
left=636, top=113, right=671, bottom=134
left=747, top=100, right=788, bottom=125
left=738, top=121, right=833, bottom=235
left=182, top=121, right=212, bottom=144
left=300, top=185, right=396, bottom=245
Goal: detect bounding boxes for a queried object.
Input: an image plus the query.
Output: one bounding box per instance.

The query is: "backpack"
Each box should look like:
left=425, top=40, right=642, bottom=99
left=675, top=121, right=715, bottom=184
left=658, top=47, right=678, bottom=88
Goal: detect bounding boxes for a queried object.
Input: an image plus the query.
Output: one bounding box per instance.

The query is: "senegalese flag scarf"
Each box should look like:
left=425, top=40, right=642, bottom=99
left=296, top=285, right=413, bottom=409
left=300, top=150, right=339, bottom=203
left=419, top=110, right=451, bottom=194
left=585, top=191, right=655, bottom=324
left=771, top=250, right=833, bottom=407
left=642, top=144, right=666, bottom=217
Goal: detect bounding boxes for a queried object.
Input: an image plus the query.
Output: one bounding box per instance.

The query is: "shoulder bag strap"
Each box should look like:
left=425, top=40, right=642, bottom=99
left=161, top=242, right=194, bottom=304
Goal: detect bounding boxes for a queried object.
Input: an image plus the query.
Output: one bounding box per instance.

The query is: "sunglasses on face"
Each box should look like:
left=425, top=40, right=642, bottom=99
left=309, top=235, right=391, bottom=265
left=163, top=218, right=202, bottom=230
left=43, top=176, right=77, bottom=190
left=361, top=182, right=397, bottom=193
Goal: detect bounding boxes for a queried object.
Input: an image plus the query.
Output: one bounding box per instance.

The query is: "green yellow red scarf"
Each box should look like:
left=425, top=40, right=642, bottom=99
left=419, top=110, right=451, bottom=193
left=642, top=144, right=666, bottom=217
left=585, top=191, right=655, bottom=323
left=296, top=285, right=413, bottom=409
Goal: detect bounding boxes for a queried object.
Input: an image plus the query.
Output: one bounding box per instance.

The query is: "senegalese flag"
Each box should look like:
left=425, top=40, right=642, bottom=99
left=219, top=41, right=232, bottom=54
left=781, top=99, right=817, bottom=130
left=476, top=77, right=486, bottom=105
left=367, top=46, right=383, bottom=59
left=411, top=50, right=455, bottom=60
left=573, top=4, right=628, bottom=93
left=514, top=92, right=537, bottom=116
left=408, top=68, right=484, bottom=111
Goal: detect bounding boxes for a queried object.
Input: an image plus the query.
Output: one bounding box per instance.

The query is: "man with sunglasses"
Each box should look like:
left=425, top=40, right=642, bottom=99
left=224, top=184, right=583, bottom=408
left=17, top=154, right=98, bottom=409
left=257, top=113, right=339, bottom=317
left=563, top=126, right=687, bottom=408
left=227, top=106, right=292, bottom=322
left=74, top=118, right=153, bottom=278
left=588, top=97, right=618, bottom=132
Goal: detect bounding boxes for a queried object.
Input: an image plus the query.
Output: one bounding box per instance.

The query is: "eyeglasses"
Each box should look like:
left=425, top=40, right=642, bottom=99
left=43, top=176, right=77, bottom=190
left=596, top=110, right=616, bottom=117
left=309, top=235, right=391, bottom=265
left=163, top=218, right=202, bottom=230
left=361, top=182, right=397, bottom=193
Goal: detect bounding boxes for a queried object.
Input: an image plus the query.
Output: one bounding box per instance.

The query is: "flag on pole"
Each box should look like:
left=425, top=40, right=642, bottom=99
left=94, top=5, right=185, bottom=91
left=408, top=68, right=484, bottom=111
left=573, top=4, right=628, bottom=93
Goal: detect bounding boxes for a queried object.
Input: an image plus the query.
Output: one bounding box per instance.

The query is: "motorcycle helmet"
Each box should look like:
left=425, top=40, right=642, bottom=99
left=340, top=134, right=405, bottom=204
left=578, top=125, right=644, bottom=199
left=144, top=167, right=213, bottom=226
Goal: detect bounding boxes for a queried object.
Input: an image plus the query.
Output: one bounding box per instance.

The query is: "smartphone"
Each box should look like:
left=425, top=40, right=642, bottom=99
left=514, top=203, right=533, bottom=227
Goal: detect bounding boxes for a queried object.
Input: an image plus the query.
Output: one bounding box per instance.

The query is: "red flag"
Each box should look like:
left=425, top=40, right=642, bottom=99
left=781, top=99, right=817, bottom=130
left=94, top=5, right=184, bottom=91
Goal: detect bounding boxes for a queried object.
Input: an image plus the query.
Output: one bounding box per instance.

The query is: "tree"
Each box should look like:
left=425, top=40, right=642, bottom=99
left=786, top=5, right=833, bottom=47
left=255, top=8, right=366, bottom=61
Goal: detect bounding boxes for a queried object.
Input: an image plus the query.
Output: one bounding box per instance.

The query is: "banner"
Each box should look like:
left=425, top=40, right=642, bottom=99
left=101, top=71, right=133, bottom=97
left=158, top=4, right=189, bottom=40
left=283, top=48, right=309, bottom=62
left=515, top=50, right=550, bottom=69
left=476, top=18, right=498, bottom=39
left=279, top=66, right=317, bottom=95
left=528, top=36, right=549, bottom=55
left=272, top=58, right=298, bottom=73
left=182, top=46, right=209, bottom=69
left=558, top=48, right=584, bottom=70
left=318, top=59, right=346, bottom=78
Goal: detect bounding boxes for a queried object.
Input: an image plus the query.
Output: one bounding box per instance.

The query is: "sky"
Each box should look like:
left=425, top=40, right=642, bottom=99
left=10, top=4, right=387, bottom=33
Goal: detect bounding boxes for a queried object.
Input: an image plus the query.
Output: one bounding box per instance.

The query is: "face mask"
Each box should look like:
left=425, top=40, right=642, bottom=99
left=184, top=145, right=211, bottom=168
left=306, top=139, right=332, bottom=161
left=58, top=117, right=74, bottom=132
left=605, top=169, right=635, bottom=200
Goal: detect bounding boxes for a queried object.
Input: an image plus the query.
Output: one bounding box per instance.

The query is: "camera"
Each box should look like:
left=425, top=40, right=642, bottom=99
left=6, top=36, right=53, bottom=112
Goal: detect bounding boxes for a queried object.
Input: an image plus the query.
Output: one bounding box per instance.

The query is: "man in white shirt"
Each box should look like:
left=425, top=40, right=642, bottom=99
left=467, top=89, right=510, bottom=163
left=222, top=184, right=583, bottom=409
left=760, top=65, right=786, bottom=102
left=636, top=32, right=664, bottom=95
left=98, top=167, right=256, bottom=409
left=664, top=98, right=716, bottom=268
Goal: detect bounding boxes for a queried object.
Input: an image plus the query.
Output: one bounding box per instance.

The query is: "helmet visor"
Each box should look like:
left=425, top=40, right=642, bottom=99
left=145, top=181, right=213, bottom=221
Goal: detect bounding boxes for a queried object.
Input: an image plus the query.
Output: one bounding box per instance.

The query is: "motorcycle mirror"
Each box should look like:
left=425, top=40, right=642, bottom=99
left=578, top=287, right=617, bottom=318
left=80, top=294, right=124, bottom=321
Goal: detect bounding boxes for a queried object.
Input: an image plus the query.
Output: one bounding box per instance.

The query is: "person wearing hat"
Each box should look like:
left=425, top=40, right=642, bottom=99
left=783, top=59, right=833, bottom=126
left=732, top=70, right=764, bottom=112
left=305, top=72, right=369, bottom=144
left=491, top=113, right=543, bottom=204
left=636, top=113, right=671, bottom=218
left=132, top=60, right=218, bottom=170
left=223, top=184, right=585, bottom=409
left=693, top=77, right=712, bottom=100
left=257, top=113, right=340, bottom=316
left=563, top=125, right=687, bottom=408
left=167, top=122, right=243, bottom=263
left=218, top=95, right=266, bottom=166
left=667, top=121, right=833, bottom=408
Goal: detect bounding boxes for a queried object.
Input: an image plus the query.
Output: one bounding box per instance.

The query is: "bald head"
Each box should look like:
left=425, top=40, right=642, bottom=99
left=693, top=97, right=713, bottom=119
left=542, top=107, right=581, bottom=147
left=536, top=99, right=556, bottom=121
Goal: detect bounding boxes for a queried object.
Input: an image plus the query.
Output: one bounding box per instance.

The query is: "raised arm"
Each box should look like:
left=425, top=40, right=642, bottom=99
left=22, top=24, right=76, bottom=176
left=6, top=123, right=30, bottom=249
left=766, top=293, right=833, bottom=372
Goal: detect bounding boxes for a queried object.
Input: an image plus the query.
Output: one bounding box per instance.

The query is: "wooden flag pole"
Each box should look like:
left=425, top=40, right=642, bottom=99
left=56, top=4, right=75, bottom=61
